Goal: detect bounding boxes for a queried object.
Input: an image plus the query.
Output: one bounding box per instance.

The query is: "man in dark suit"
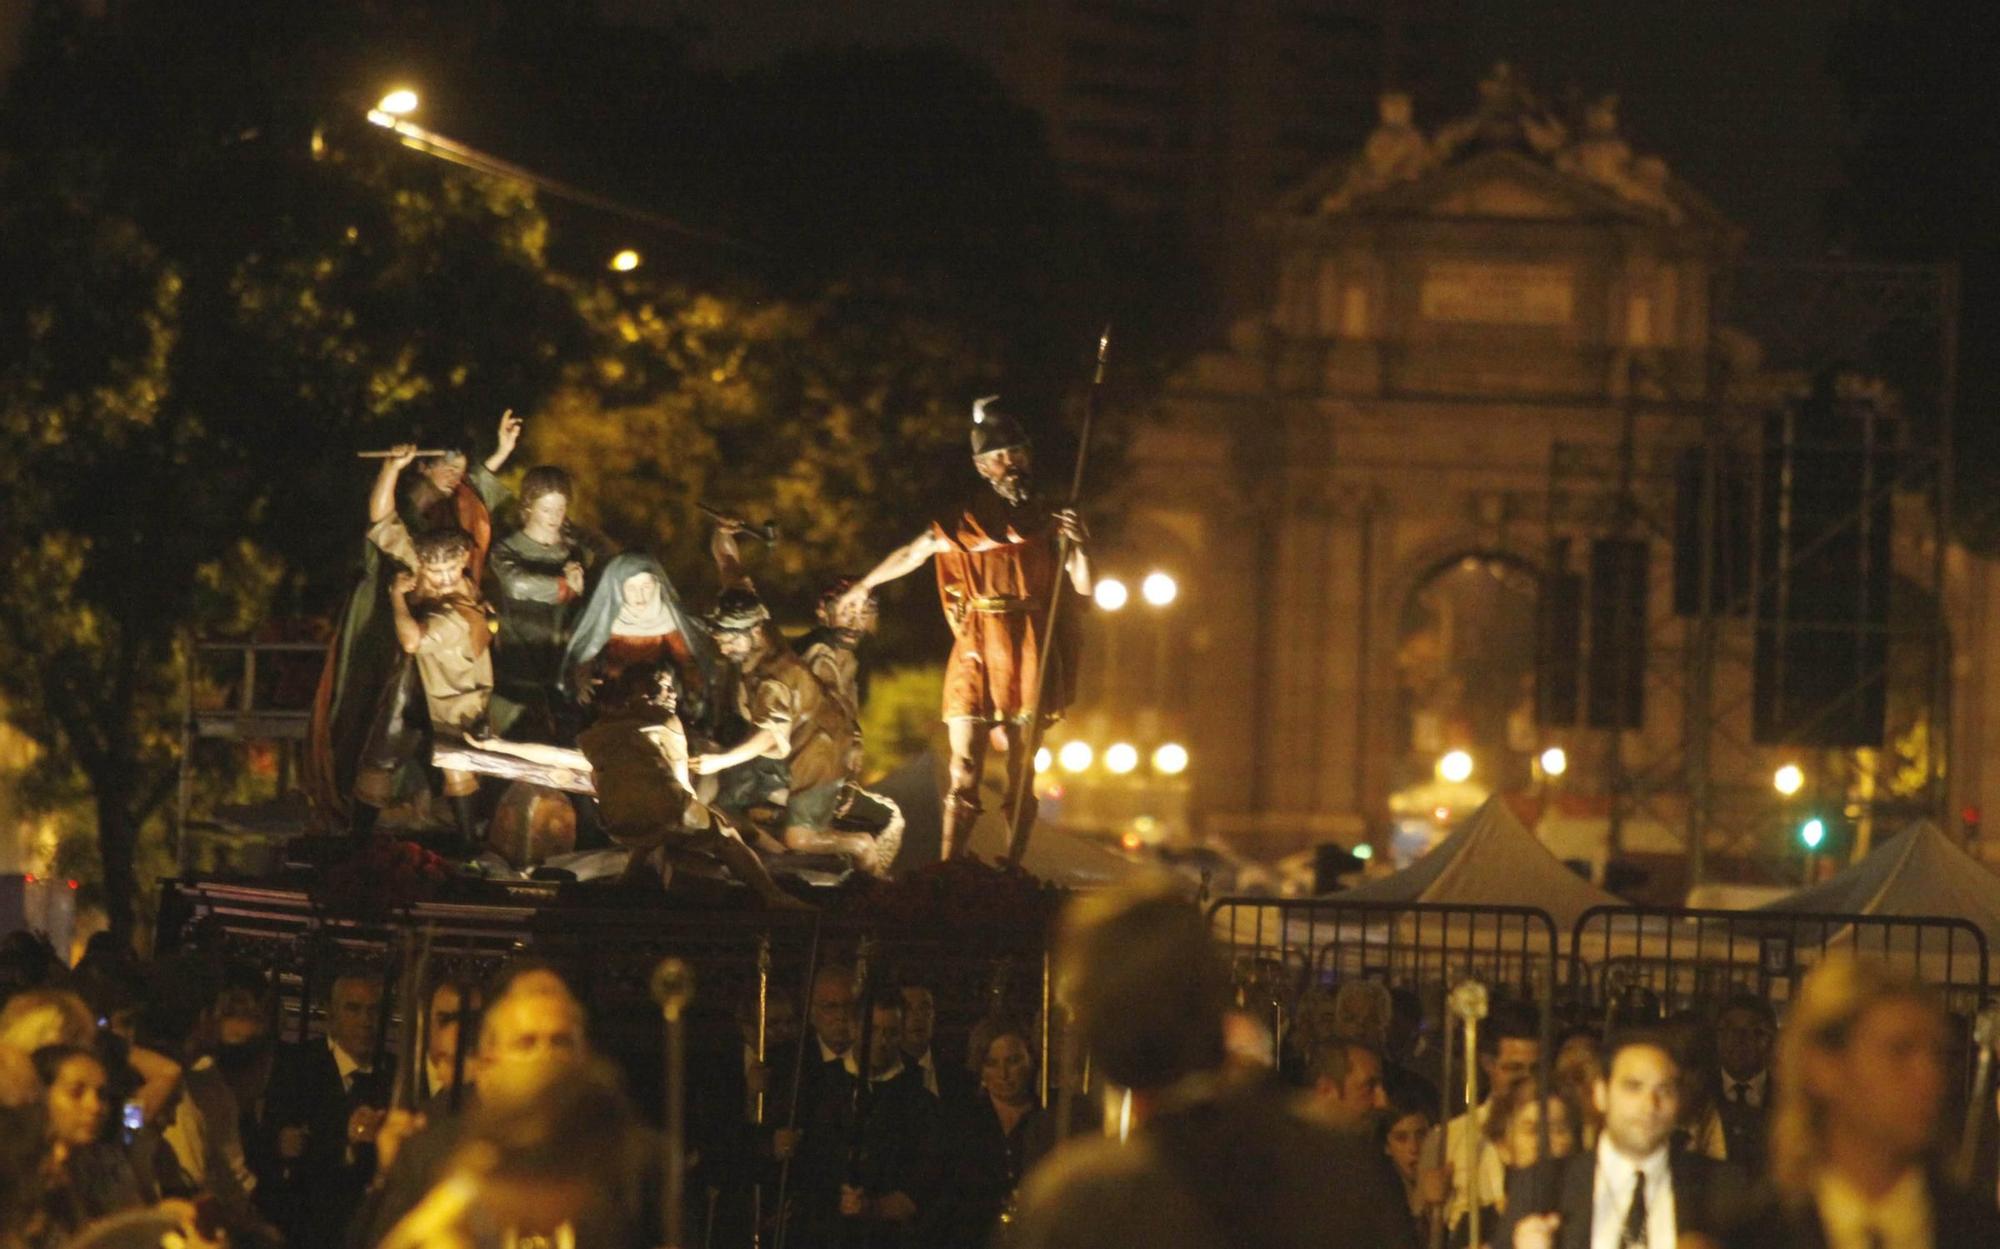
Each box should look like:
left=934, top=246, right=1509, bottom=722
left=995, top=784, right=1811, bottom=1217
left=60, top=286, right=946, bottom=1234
left=792, top=988, right=938, bottom=1248
left=255, top=972, right=387, bottom=1249
left=414, top=977, right=483, bottom=1108
left=1718, top=957, right=2000, bottom=1249
left=1012, top=881, right=1415, bottom=1249
left=1500, top=1030, right=1744, bottom=1249
left=899, top=982, right=973, bottom=1103
left=1713, top=994, right=1775, bottom=1176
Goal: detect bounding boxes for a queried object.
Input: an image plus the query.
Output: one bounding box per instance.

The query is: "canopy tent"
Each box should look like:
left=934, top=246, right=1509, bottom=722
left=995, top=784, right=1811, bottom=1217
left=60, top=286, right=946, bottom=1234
left=1753, top=822, right=2000, bottom=982
left=1331, top=795, right=1624, bottom=932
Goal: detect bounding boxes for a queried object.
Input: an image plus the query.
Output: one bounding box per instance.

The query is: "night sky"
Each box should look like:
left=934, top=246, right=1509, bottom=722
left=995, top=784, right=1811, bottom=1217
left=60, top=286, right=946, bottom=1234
left=640, top=0, right=1849, bottom=255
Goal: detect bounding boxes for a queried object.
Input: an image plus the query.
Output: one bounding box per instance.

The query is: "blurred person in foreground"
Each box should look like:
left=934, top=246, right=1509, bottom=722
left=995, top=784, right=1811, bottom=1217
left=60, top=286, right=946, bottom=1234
left=1718, top=956, right=2000, bottom=1249
left=1010, top=878, right=1415, bottom=1249
left=1502, top=1031, right=1744, bottom=1249
left=348, top=967, right=660, bottom=1249
left=373, top=1062, right=642, bottom=1249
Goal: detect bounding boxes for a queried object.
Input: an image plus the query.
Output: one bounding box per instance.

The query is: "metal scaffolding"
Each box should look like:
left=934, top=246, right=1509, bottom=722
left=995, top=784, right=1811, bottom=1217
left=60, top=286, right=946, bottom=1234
left=1542, top=260, right=1958, bottom=884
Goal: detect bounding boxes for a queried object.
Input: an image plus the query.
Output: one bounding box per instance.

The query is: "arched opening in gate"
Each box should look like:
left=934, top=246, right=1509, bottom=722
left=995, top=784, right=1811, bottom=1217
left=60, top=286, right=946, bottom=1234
left=1395, top=552, right=1542, bottom=797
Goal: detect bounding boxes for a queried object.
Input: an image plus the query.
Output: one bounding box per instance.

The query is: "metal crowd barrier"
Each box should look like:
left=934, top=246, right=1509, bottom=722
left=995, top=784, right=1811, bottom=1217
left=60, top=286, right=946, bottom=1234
left=1208, top=896, right=1563, bottom=1002
left=1569, top=904, right=1992, bottom=1017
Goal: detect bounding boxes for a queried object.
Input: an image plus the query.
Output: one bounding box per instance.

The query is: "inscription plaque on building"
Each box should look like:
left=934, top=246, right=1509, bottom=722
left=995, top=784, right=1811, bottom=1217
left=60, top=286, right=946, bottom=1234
left=1420, top=260, right=1575, bottom=326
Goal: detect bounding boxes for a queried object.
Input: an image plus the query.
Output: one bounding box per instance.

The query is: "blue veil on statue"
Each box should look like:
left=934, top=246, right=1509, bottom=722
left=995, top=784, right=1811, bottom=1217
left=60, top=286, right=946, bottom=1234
left=559, top=552, right=719, bottom=707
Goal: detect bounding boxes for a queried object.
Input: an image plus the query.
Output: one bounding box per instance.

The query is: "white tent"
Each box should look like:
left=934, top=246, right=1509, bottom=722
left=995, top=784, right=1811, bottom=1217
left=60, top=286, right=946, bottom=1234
left=1755, top=822, right=2000, bottom=981
left=1331, top=795, right=1624, bottom=932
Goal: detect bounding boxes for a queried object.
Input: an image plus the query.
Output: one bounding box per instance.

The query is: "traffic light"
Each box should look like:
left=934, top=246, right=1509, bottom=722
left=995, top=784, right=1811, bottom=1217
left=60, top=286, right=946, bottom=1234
left=1798, top=816, right=1827, bottom=852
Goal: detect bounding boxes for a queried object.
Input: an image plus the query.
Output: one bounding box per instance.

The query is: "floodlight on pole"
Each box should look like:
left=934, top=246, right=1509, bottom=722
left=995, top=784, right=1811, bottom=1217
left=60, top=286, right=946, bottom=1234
left=1058, top=741, right=1093, bottom=774
left=1151, top=742, right=1189, bottom=776
left=1093, top=578, right=1129, bottom=611
left=1437, top=750, right=1474, bottom=784
left=1141, top=571, right=1178, bottom=607
left=610, top=248, right=642, bottom=272
left=376, top=88, right=419, bottom=117
left=1105, top=742, right=1139, bottom=774
left=1539, top=746, right=1568, bottom=778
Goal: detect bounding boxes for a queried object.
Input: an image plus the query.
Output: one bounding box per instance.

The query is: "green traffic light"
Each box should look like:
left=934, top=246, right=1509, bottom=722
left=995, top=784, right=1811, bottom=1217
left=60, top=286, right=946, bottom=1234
left=1800, top=817, right=1826, bottom=850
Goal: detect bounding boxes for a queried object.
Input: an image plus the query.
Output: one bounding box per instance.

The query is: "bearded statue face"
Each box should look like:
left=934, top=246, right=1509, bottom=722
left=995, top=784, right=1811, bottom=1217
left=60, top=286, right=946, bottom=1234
left=974, top=445, right=1034, bottom=506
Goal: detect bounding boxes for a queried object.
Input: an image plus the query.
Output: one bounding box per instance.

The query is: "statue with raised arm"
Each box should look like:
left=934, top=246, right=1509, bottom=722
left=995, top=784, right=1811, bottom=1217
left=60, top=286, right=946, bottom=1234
left=835, top=396, right=1091, bottom=861
left=348, top=445, right=497, bottom=852
left=307, top=412, right=519, bottom=825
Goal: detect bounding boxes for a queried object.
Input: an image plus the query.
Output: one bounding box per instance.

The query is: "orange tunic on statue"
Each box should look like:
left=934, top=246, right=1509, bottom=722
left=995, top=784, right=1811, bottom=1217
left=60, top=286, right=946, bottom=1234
left=931, top=502, right=1079, bottom=725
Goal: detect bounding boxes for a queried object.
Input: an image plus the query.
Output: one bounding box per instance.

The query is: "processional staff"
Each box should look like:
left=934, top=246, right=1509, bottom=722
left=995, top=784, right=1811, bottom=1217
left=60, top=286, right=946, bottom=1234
left=653, top=957, right=696, bottom=1249
left=1449, top=979, right=1489, bottom=1249
left=1004, top=326, right=1111, bottom=866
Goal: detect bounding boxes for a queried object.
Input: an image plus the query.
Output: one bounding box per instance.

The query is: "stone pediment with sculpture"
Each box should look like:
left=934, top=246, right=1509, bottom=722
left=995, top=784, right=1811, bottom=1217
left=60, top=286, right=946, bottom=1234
left=1298, top=63, right=1727, bottom=233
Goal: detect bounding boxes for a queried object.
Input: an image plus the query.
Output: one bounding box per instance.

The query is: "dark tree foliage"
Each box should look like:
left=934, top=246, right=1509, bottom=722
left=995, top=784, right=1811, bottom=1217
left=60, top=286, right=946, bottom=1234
left=0, top=0, right=1210, bottom=935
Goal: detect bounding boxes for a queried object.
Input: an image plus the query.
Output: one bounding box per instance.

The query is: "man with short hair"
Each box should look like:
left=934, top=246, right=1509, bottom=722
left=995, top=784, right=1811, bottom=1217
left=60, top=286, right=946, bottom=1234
left=796, top=991, right=936, bottom=1248
left=1501, top=1031, right=1744, bottom=1249
left=1012, top=882, right=1414, bottom=1249
left=898, top=984, right=962, bottom=1100
left=349, top=974, right=607, bottom=1248
left=417, top=979, right=482, bottom=1107
left=1713, top=994, right=1775, bottom=1175
left=1305, top=1036, right=1389, bottom=1130
left=259, top=973, right=388, bottom=1249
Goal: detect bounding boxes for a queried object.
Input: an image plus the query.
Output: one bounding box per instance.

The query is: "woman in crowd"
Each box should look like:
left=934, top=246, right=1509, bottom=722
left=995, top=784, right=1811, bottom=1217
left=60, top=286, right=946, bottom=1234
left=1551, top=1024, right=1603, bottom=1150
left=922, top=1017, right=1048, bottom=1248
left=1453, top=1077, right=1578, bottom=1247
left=1381, top=1092, right=1441, bottom=1236
left=31, top=1044, right=153, bottom=1245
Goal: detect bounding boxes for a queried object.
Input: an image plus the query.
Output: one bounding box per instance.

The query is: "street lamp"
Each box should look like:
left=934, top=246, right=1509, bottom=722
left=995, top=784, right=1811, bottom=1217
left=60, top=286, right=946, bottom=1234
left=1105, top=743, right=1139, bottom=775
left=1034, top=747, right=1052, bottom=774
left=1774, top=763, right=1805, bottom=797
left=1437, top=750, right=1474, bottom=784
left=376, top=88, right=420, bottom=117
left=1141, top=571, right=1178, bottom=607
left=1093, top=578, right=1129, bottom=611
left=1539, top=746, right=1568, bottom=778
left=1058, top=741, right=1093, bottom=774
left=609, top=248, right=642, bottom=272
left=1152, top=742, right=1189, bottom=776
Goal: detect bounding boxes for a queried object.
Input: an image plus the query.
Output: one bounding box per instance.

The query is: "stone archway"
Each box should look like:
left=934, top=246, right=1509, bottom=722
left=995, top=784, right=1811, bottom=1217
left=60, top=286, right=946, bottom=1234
left=1392, top=550, right=1543, bottom=796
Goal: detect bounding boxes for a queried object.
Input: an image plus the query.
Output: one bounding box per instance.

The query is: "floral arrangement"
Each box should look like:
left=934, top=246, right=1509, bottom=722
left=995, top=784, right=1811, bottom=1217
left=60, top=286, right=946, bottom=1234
left=314, top=835, right=449, bottom=917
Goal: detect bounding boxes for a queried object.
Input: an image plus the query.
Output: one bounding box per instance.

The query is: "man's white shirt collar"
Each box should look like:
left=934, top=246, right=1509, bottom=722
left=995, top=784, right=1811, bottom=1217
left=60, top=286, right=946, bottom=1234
left=328, top=1037, right=369, bottom=1087
left=1591, top=1135, right=1674, bottom=1249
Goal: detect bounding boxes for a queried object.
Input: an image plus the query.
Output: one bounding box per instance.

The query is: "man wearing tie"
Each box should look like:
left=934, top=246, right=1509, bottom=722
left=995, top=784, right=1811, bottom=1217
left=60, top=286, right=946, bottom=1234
left=1501, top=1031, right=1743, bottom=1249
left=256, top=972, right=389, bottom=1249
left=1714, top=995, right=1775, bottom=1174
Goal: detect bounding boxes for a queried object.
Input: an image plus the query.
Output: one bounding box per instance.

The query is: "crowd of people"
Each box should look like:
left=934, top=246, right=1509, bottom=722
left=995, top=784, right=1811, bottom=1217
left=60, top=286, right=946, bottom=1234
left=0, top=918, right=1093, bottom=1249
left=7, top=878, right=2000, bottom=1249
